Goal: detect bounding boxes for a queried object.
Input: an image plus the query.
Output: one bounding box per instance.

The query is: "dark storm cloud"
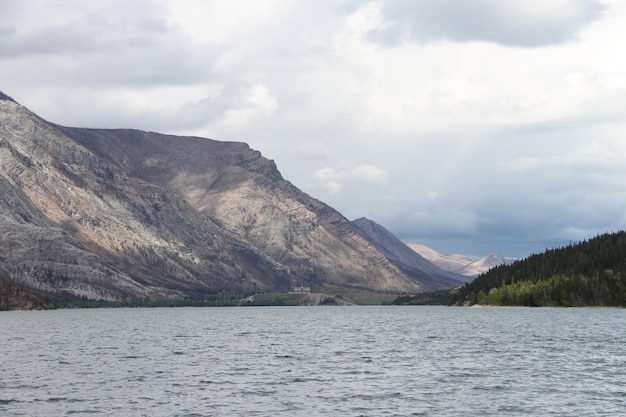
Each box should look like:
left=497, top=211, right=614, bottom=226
left=368, top=0, right=606, bottom=47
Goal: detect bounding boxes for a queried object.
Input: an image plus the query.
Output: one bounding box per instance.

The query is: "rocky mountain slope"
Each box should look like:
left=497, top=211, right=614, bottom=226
left=0, top=92, right=462, bottom=302
left=0, top=274, right=53, bottom=310
left=408, top=243, right=510, bottom=278
left=351, top=218, right=465, bottom=288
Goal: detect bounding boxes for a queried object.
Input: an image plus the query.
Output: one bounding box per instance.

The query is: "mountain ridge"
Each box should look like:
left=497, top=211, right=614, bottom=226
left=407, top=243, right=510, bottom=278
left=0, top=92, right=462, bottom=303
left=351, top=218, right=464, bottom=288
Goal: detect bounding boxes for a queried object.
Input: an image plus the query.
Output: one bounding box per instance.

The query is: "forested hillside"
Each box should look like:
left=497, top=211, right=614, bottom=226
left=452, top=231, right=626, bottom=306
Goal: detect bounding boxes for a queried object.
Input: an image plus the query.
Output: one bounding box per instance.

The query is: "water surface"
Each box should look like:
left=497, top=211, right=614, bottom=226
left=1, top=306, right=624, bottom=416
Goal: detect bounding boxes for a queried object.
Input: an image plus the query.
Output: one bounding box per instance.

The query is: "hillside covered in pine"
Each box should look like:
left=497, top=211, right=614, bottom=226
left=452, top=231, right=626, bottom=307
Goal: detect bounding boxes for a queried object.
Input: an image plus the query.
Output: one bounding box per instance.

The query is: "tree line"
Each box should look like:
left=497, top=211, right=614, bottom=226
left=452, top=231, right=626, bottom=306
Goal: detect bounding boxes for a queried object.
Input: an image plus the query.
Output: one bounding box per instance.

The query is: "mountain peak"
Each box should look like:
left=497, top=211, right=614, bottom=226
left=0, top=97, right=463, bottom=304
left=351, top=217, right=465, bottom=288
left=408, top=243, right=510, bottom=278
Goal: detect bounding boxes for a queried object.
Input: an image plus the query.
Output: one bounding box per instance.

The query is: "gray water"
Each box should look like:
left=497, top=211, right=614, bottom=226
left=1, top=306, right=624, bottom=416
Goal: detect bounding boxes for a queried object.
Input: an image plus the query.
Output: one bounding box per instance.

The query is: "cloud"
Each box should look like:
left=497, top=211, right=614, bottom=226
left=509, top=141, right=625, bottom=174
left=368, top=0, right=606, bottom=47
left=312, top=167, right=345, bottom=194
left=311, top=163, right=390, bottom=194
left=0, top=0, right=176, bottom=58
left=426, top=192, right=439, bottom=201
left=408, top=206, right=481, bottom=235
left=217, top=84, right=279, bottom=131
left=295, top=142, right=331, bottom=161
left=2, top=0, right=626, bottom=258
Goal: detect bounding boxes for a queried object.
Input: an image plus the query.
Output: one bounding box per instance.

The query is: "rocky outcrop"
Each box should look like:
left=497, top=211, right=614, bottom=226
left=0, top=93, right=462, bottom=302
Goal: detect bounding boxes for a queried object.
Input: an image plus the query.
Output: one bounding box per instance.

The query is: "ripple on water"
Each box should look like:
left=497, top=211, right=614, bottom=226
left=1, top=306, right=625, bottom=416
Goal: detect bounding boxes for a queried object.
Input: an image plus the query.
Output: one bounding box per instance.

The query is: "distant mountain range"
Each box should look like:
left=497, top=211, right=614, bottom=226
left=407, top=244, right=511, bottom=278
left=351, top=218, right=468, bottom=287
left=0, top=91, right=464, bottom=306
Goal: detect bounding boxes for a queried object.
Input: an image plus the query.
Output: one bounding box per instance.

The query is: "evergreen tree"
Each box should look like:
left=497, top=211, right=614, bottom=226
left=451, top=231, right=626, bottom=306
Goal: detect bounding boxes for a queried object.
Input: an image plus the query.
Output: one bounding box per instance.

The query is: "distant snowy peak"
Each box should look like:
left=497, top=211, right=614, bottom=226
left=407, top=244, right=473, bottom=271
left=407, top=244, right=511, bottom=277
left=461, top=253, right=510, bottom=277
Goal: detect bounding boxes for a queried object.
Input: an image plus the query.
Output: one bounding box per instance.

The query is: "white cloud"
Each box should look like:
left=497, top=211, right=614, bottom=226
left=369, top=0, right=606, bottom=47
left=349, top=164, right=390, bottom=187
left=295, top=142, right=331, bottom=161
left=217, top=84, right=279, bottom=131
left=312, top=167, right=345, bottom=194
left=311, top=163, right=390, bottom=194
left=509, top=140, right=626, bottom=177
left=427, top=192, right=439, bottom=201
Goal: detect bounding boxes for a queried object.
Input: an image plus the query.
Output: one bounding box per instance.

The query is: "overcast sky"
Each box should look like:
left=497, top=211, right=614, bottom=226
left=2, top=0, right=626, bottom=258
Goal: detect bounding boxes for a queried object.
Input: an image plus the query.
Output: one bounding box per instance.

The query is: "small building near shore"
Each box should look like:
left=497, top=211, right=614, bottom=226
left=290, top=285, right=311, bottom=294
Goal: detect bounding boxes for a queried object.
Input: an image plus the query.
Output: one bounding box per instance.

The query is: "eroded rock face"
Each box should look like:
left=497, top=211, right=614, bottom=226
left=0, top=95, right=461, bottom=301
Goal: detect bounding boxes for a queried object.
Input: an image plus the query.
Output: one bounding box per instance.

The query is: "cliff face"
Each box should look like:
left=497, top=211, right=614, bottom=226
left=0, top=94, right=461, bottom=301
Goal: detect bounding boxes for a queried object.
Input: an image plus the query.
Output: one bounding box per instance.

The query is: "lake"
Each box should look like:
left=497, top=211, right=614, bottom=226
left=1, top=306, right=624, bottom=416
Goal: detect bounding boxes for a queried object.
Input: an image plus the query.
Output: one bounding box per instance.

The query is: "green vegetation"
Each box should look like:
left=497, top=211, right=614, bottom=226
left=392, top=289, right=458, bottom=305
left=453, top=231, right=626, bottom=307
left=50, top=292, right=308, bottom=308
left=319, top=284, right=398, bottom=305
left=13, top=287, right=394, bottom=310
left=51, top=296, right=241, bottom=309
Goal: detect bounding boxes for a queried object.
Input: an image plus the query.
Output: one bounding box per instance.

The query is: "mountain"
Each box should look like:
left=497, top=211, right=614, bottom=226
left=0, top=92, right=461, bottom=304
left=408, top=244, right=510, bottom=278
left=0, top=274, right=53, bottom=310
left=452, top=231, right=626, bottom=306
left=351, top=218, right=465, bottom=288
left=463, top=253, right=511, bottom=276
